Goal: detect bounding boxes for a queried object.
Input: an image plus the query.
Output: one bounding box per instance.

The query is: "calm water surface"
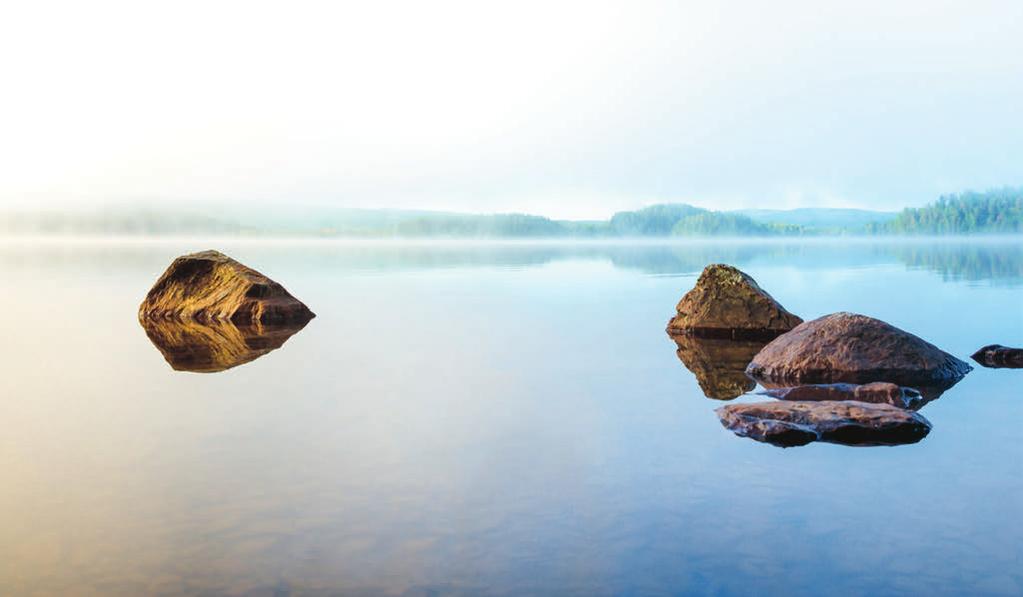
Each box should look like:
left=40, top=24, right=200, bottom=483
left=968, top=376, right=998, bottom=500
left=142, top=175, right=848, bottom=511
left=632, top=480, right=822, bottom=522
left=1, top=239, right=1021, bottom=596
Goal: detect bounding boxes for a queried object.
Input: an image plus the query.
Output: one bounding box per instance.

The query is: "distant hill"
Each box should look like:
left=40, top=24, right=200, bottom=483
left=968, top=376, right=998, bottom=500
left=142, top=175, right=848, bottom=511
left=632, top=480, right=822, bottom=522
left=867, top=189, right=1023, bottom=234
left=608, top=204, right=800, bottom=236
left=732, top=208, right=896, bottom=231
left=0, top=202, right=804, bottom=238
left=608, top=204, right=706, bottom=235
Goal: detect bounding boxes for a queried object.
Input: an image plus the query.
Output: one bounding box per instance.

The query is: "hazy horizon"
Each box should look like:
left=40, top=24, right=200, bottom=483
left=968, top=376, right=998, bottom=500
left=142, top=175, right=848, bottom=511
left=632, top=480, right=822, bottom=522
left=3, top=1, right=1022, bottom=219
left=0, top=197, right=906, bottom=219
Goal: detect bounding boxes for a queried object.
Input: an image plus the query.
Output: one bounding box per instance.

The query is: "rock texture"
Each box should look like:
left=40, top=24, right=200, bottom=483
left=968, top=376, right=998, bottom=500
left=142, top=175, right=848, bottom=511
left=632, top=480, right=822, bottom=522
left=716, top=400, right=932, bottom=447
left=746, top=312, right=972, bottom=390
left=138, top=250, right=315, bottom=324
left=971, top=344, right=1023, bottom=369
left=671, top=334, right=766, bottom=400
left=758, top=382, right=923, bottom=409
left=142, top=318, right=309, bottom=373
left=666, top=264, right=802, bottom=339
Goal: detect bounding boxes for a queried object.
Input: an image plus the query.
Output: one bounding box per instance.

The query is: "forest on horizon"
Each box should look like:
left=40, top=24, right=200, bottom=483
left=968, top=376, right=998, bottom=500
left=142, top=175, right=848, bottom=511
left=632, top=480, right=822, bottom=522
left=2, top=189, right=1021, bottom=238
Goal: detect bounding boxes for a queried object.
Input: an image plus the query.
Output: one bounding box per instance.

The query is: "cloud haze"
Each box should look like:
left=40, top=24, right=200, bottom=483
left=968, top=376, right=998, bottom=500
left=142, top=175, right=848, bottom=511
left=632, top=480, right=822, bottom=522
left=2, top=0, right=1021, bottom=218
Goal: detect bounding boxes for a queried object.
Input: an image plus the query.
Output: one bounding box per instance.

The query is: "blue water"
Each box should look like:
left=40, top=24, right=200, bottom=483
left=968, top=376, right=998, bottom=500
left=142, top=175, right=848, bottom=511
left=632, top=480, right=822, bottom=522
left=0, top=239, right=1020, bottom=596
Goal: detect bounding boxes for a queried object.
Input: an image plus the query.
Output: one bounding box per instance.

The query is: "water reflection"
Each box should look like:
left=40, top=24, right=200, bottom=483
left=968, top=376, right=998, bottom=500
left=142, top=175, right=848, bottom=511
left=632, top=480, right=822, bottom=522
left=141, top=318, right=309, bottom=372
left=670, top=333, right=766, bottom=400
left=2, top=238, right=1021, bottom=284
left=890, top=241, right=1023, bottom=285
left=1, top=239, right=1021, bottom=594
left=749, top=372, right=960, bottom=405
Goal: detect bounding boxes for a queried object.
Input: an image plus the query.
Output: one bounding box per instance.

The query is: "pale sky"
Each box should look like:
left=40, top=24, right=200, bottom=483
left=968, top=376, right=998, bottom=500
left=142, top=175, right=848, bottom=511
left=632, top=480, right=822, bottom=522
left=1, top=0, right=1021, bottom=219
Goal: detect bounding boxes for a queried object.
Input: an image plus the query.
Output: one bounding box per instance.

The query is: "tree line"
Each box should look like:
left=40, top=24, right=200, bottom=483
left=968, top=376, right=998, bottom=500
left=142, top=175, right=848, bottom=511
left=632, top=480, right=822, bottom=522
left=867, top=188, right=1023, bottom=234
left=3, top=189, right=1021, bottom=237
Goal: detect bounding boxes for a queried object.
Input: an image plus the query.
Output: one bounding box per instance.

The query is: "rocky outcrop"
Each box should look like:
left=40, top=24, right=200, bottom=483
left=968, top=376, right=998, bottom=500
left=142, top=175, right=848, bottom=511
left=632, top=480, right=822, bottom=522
left=716, top=400, right=932, bottom=447
left=758, top=382, right=923, bottom=409
left=141, top=318, right=309, bottom=373
left=746, top=313, right=972, bottom=391
left=139, top=250, right=315, bottom=325
left=671, top=334, right=766, bottom=400
left=971, top=344, right=1023, bottom=369
left=666, top=264, right=802, bottom=339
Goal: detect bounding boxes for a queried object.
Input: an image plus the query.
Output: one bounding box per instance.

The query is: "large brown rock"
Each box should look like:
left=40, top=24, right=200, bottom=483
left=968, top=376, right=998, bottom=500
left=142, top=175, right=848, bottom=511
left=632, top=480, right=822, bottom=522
left=142, top=318, right=309, bottom=373
left=666, top=264, right=802, bottom=339
left=971, top=344, right=1023, bottom=369
left=139, top=250, right=315, bottom=325
left=671, top=334, right=766, bottom=400
left=716, top=400, right=932, bottom=447
left=758, top=382, right=922, bottom=409
left=745, top=312, right=972, bottom=391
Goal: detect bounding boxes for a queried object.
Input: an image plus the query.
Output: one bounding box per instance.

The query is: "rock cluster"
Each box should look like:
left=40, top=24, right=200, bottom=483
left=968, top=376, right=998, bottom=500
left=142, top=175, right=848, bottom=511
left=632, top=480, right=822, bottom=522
left=666, top=264, right=802, bottom=339
left=667, top=265, right=975, bottom=448
left=138, top=250, right=315, bottom=325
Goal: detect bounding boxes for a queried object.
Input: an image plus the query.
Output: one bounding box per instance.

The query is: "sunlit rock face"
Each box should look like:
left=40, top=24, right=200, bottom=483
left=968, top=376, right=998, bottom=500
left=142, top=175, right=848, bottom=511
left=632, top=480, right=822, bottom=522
left=670, top=334, right=766, bottom=400
left=758, top=382, right=924, bottom=409
left=746, top=313, right=972, bottom=392
left=971, top=344, right=1023, bottom=369
left=666, top=264, right=802, bottom=339
left=716, top=400, right=933, bottom=448
left=138, top=250, right=315, bottom=325
left=141, top=318, right=309, bottom=373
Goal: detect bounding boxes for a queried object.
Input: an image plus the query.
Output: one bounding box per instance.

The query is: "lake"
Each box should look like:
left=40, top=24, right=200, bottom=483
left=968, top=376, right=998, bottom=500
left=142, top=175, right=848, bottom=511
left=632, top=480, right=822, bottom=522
left=1, top=238, right=1021, bottom=596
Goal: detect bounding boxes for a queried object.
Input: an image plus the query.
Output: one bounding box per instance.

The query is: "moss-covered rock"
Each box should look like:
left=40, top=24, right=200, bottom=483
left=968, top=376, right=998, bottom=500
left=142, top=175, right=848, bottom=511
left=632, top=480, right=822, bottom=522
left=666, top=264, right=802, bottom=339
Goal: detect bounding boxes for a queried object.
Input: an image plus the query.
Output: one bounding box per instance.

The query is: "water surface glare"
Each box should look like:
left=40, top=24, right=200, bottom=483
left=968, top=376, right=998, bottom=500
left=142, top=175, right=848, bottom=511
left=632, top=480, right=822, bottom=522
left=1, top=239, right=1021, bottom=596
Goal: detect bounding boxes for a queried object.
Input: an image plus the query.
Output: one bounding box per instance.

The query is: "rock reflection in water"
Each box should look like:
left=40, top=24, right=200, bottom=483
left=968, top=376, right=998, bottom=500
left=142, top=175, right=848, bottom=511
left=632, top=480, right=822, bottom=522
left=750, top=370, right=960, bottom=405
left=141, top=318, right=310, bottom=373
left=670, top=333, right=767, bottom=400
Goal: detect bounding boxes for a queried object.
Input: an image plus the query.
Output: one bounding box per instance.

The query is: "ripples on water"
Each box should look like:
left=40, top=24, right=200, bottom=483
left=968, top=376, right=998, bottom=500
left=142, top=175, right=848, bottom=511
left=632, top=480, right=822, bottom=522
left=0, top=238, right=1020, bottom=595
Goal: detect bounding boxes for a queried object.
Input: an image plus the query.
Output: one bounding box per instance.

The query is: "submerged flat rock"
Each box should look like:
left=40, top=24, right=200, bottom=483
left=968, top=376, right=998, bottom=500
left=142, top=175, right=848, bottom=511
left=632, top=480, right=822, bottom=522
left=671, top=334, right=766, bottom=400
left=142, top=318, right=309, bottom=373
left=746, top=312, right=972, bottom=389
left=758, top=382, right=923, bottom=409
left=139, top=250, right=315, bottom=325
left=971, top=344, right=1023, bottom=369
left=716, top=400, right=932, bottom=447
left=667, top=264, right=802, bottom=339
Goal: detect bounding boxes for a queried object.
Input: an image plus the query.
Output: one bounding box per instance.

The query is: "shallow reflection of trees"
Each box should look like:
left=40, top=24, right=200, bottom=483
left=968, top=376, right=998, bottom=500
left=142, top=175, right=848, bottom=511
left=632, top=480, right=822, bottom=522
left=0, top=239, right=1020, bottom=284
left=883, top=242, right=1023, bottom=285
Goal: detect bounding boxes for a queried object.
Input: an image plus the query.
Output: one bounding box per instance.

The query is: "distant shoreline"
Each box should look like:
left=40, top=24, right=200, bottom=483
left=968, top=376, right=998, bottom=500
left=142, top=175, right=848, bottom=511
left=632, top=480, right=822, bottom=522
left=3, top=190, right=1019, bottom=237
left=2, top=234, right=1020, bottom=246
